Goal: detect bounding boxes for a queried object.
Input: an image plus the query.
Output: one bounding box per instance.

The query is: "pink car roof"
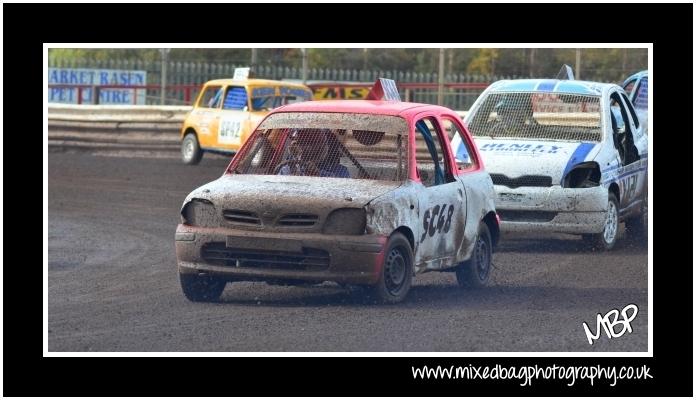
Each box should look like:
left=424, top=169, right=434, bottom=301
left=274, top=100, right=456, bottom=119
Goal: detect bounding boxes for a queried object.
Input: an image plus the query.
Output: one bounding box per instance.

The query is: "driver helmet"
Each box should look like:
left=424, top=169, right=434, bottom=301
left=495, top=97, right=533, bottom=127
left=289, top=129, right=328, bottom=162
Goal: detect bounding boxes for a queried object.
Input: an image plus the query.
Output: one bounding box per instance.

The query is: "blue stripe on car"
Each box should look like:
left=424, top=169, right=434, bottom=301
left=603, top=166, right=648, bottom=183
left=536, top=80, right=557, bottom=91
left=561, top=143, right=596, bottom=181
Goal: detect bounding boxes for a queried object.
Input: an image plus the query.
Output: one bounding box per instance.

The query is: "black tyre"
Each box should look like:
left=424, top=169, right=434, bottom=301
left=180, top=274, right=225, bottom=302
left=625, top=192, right=648, bottom=241
left=583, top=193, right=619, bottom=250
left=456, top=222, right=493, bottom=288
left=181, top=133, right=203, bottom=165
left=370, top=233, right=413, bottom=304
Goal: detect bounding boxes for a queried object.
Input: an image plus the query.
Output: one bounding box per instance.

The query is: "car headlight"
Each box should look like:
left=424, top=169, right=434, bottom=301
left=323, top=208, right=366, bottom=235
left=181, top=199, right=219, bottom=227
left=561, top=162, right=601, bottom=188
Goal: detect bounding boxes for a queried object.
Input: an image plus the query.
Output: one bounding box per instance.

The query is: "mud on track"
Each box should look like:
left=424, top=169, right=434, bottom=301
left=48, top=151, right=648, bottom=352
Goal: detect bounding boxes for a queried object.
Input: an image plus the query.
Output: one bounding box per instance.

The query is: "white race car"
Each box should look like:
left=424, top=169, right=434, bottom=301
left=460, top=79, right=648, bottom=250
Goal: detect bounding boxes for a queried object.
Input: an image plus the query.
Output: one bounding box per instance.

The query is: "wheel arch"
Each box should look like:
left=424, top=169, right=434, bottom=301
left=393, top=226, right=415, bottom=252
left=482, top=211, right=500, bottom=248
left=182, top=127, right=198, bottom=141
left=608, top=182, right=620, bottom=204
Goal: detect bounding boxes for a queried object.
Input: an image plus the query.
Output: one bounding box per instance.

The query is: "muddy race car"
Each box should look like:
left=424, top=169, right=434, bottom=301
left=462, top=79, right=648, bottom=250
left=175, top=80, right=499, bottom=303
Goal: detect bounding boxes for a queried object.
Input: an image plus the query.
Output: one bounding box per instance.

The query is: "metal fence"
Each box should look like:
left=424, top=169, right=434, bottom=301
left=48, top=58, right=528, bottom=109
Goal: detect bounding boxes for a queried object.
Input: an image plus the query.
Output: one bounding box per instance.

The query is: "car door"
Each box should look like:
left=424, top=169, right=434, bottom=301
left=412, top=114, right=467, bottom=268
left=608, top=90, right=647, bottom=212
left=191, top=84, right=223, bottom=148
left=619, top=91, right=648, bottom=209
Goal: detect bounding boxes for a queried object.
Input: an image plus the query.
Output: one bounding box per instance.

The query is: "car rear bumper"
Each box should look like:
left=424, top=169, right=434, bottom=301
left=175, top=224, right=387, bottom=285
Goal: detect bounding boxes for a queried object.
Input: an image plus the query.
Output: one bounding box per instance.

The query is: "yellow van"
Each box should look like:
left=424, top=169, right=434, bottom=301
left=180, top=78, right=313, bottom=164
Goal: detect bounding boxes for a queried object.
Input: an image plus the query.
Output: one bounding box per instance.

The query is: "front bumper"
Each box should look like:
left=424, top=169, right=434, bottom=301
left=494, top=185, right=608, bottom=234
left=175, top=225, right=387, bottom=285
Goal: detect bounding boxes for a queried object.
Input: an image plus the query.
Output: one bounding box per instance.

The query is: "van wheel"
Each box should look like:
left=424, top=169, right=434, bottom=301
left=369, top=233, right=413, bottom=304
left=584, top=193, right=619, bottom=250
left=180, top=274, right=225, bottom=302
left=182, top=133, right=203, bottom=165
left=456, top=222, right=492, bottom=288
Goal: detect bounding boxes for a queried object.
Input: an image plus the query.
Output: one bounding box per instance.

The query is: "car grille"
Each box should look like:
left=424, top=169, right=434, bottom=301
left=223, top=210, right=319, bottom=227
left=222, top=209, right=260, bottom=225
left=201, top=242, right=330, bottom=271
left=497, top=210, right=557, bottom=222
left=277, top=214, right=318, bottom=226
left=490, top=174, right=552, bottom=188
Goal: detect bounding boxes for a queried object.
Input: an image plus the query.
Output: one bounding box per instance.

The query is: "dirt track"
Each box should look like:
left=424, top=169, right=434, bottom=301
left=48, top=151, right=649, bottom=352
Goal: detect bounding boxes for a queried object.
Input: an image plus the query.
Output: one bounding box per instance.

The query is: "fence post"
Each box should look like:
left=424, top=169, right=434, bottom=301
left=301, top=48, right=308, bottom=83
left=92, top=86, right=100, bottom=105
left=159, top=49, right=170, bottom=105
left=437, top=48, right=445, bottom=106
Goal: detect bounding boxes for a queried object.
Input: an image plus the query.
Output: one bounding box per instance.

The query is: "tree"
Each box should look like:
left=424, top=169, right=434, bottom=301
left=467, top=49, right=499, bottom=75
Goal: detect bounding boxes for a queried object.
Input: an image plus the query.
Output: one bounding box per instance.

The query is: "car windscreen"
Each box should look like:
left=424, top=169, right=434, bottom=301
left=250, top=87, right=312, bottom=111
left=467, top=92, right=602, bottom=142
left=232, top=112, right=408, bottom=181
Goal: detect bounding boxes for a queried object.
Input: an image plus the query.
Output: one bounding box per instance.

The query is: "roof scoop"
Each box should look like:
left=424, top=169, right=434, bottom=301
left=366, top=78, right=401, bottom=101
left=555, top=64, right=575, bottom=80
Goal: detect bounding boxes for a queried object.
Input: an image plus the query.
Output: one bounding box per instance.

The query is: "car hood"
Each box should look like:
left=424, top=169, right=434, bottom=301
left=184, top=174, right=401, bottom=226
left=474, top=138, right=598, bottom=185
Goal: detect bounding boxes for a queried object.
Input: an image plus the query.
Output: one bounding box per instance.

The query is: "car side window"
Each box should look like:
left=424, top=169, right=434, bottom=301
left=620, top=92, right=640, bottom=133
left=442, top=117, right=476, bottom=171
left=610, top=99, right=625, bottom=133
left=415, top=117, right=450, bottom=187
left=198, top=86, right=223, bottom=109
left=610, top=92, right=640, bottom=166
left=222, top=86, right=248, bottom=110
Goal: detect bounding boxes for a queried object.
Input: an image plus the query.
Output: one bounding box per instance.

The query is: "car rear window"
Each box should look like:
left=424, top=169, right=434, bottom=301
left=467, top=92, right=602, bottom=142
left=232, top=112, right=408, bottom=181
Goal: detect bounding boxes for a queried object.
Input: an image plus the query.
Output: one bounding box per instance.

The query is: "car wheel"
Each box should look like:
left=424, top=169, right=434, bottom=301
left=625, top=192, right=648, bottom=242
left=370, top=233, right=413, bottom=304
left=456, top=222, right=492, bottom=288
left=182, top=133, right=203, bottom=165
left=180, top=274, right=225, bottom=302
left=584, top=193, right=620, bottom=250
